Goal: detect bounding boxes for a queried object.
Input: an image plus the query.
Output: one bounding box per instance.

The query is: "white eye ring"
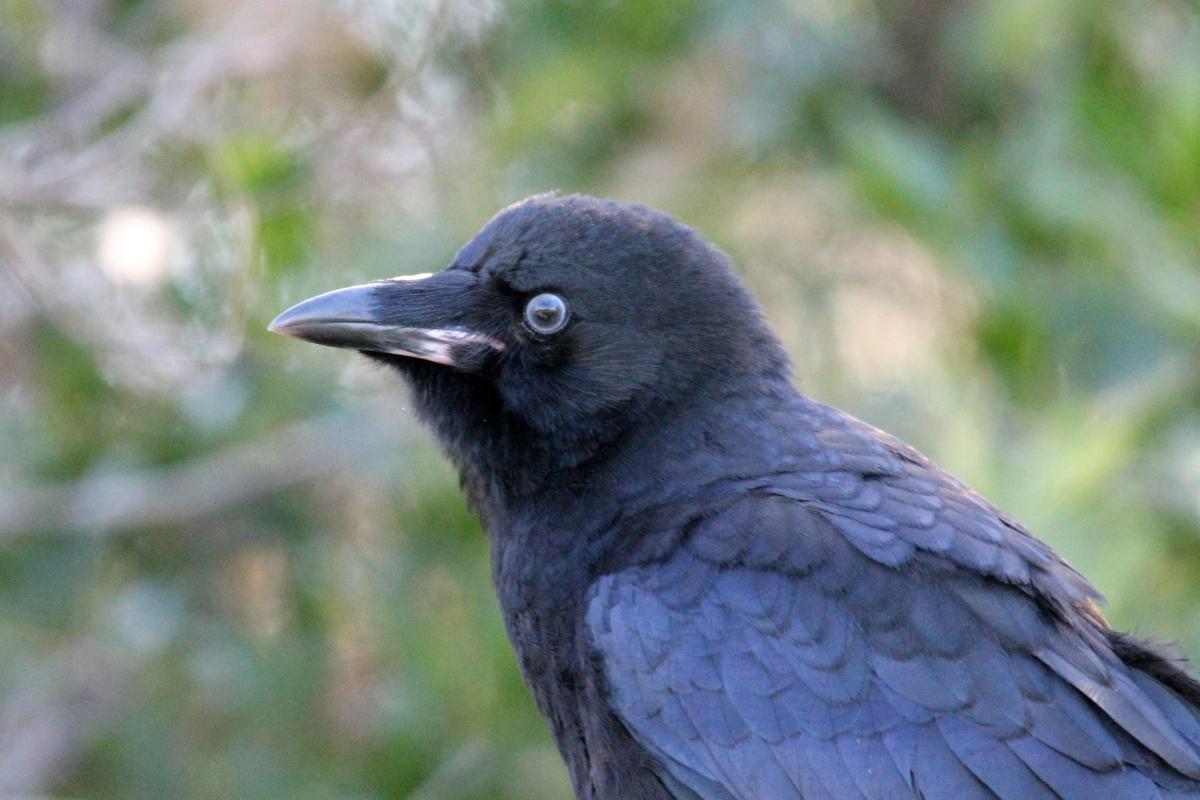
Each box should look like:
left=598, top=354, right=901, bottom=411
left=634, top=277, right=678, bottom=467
left=524, top=293, right=569, bottom=335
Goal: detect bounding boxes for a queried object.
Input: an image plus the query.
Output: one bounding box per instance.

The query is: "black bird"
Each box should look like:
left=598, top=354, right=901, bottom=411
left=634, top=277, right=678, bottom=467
left=270, top=194, right=1200, bottom=799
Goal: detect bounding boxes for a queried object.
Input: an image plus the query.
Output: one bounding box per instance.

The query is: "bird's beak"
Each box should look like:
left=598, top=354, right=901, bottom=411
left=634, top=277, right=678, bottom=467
left=268, top=271, right=503, bottom=369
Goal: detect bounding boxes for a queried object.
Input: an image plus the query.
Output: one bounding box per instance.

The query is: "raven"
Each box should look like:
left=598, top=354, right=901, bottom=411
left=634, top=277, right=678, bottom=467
left=271, top=194, right=1200, bottom=799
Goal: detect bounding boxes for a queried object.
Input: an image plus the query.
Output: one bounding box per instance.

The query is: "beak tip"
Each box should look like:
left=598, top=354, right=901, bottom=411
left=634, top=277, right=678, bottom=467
left=266, top=309, right=297, bottom=337
left=267, top=286, right=373, bottom=340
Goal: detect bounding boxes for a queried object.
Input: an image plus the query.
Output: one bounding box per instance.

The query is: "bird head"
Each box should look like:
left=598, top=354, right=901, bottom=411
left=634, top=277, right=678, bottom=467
left=270, top=194, right=789, bottom=498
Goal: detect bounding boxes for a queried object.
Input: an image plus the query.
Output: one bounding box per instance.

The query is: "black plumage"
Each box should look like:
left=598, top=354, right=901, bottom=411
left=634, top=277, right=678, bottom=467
left=270, top=194, right=1200, bottom=799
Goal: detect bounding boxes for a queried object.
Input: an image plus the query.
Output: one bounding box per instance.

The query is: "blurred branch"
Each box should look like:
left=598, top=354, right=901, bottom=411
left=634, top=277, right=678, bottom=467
left=0, top=639, right=124, bottom=796
left=0, top=1, right=314, bottom=210
left=0, top=413, right=409, bottom=541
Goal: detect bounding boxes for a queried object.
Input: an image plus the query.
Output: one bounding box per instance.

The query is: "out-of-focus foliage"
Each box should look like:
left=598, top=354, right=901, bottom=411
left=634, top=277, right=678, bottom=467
left=1, top=0, right=1199, bottom=796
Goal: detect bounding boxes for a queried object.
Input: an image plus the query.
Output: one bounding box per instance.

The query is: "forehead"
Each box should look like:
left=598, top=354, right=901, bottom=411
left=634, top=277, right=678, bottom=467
left=452, top=198, right=633, bottom=295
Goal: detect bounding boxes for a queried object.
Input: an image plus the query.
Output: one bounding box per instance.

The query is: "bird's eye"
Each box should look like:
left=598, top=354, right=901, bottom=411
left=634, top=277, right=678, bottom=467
left=523, top=293, right=569, bottom=335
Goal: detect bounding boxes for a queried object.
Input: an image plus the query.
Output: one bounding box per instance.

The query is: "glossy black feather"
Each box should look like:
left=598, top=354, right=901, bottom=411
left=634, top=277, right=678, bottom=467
left=589, top=480, right=1200, bottom=798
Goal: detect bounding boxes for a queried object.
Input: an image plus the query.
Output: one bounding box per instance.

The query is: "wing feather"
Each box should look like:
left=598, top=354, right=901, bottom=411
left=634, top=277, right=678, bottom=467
left=587, top=495, right=1200, bottom=799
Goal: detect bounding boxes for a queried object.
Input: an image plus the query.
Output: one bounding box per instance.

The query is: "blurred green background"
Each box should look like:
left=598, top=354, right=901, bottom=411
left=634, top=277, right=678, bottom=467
left=2, top=0, right=1199, bottom=797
